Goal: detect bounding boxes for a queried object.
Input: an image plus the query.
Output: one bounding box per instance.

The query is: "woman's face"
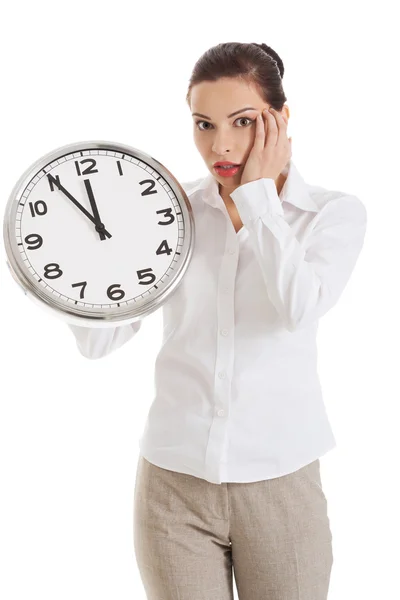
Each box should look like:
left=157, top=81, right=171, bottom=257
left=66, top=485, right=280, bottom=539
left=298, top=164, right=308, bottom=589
left=190, top=77, right=289, bottom=197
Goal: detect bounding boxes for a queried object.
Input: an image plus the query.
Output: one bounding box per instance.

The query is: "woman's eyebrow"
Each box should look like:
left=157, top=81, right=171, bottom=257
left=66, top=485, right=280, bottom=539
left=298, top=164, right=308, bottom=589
left=191, top=107, right=257, bottom=120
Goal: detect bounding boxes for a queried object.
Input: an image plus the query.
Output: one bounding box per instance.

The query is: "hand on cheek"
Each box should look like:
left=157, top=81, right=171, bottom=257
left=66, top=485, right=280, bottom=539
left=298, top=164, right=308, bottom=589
left=240, top=107, right=292, bottom=186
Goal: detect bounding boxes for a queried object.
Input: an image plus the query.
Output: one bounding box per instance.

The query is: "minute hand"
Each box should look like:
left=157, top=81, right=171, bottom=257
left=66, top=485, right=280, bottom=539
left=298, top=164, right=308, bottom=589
left=47, top=174, right=112, bottom=239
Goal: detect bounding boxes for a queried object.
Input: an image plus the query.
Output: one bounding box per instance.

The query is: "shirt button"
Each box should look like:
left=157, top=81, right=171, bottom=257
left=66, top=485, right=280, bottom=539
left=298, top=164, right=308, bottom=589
left=228, top=248, right=235, bottom=254
left=221, top=329, right=229, bottom=336
left=218, top=370, right=226, bottom=379
left=217, top=409, right=225, bottom=417
left=222, top=286, right=229, bottom=293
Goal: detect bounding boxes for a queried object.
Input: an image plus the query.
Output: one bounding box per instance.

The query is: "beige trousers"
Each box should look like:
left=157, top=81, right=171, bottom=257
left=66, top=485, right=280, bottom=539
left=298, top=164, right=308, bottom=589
left=133, top=455, right=333, bottom=599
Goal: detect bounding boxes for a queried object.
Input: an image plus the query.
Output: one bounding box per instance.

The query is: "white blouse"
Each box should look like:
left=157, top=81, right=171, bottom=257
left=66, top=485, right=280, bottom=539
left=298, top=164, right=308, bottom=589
left=68, top=158, right=367, bottom=485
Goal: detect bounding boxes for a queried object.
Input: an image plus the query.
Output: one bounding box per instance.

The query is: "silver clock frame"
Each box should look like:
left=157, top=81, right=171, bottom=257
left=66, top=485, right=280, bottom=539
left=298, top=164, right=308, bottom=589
left=3, top=140, right=195, bottom=328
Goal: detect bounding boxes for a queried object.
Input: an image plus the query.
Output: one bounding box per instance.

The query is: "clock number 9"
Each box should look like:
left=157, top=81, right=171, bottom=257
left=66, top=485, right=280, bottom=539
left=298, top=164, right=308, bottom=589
left=24, top=234, right=43, bottom=249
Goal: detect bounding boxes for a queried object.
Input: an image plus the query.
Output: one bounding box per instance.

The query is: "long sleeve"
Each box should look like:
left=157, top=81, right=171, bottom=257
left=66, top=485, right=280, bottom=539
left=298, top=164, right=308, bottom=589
left=230, top=178, right=367, bottom=332
left=67, top=319, right=142, bottom=359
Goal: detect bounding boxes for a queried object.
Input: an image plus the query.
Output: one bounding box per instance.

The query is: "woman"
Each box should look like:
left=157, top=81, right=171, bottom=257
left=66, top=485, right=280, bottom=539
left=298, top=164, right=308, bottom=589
left=68, top=42, right=367, bottom=599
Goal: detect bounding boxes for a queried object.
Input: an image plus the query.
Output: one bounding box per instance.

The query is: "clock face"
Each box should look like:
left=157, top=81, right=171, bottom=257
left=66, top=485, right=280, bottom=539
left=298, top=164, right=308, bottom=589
left=11, top=146, right=189, bottom=312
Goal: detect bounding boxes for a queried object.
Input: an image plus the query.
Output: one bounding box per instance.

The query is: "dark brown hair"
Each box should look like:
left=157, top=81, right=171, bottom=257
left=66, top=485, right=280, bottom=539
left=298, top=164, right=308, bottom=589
left=186, top=42, right=287, bottom=111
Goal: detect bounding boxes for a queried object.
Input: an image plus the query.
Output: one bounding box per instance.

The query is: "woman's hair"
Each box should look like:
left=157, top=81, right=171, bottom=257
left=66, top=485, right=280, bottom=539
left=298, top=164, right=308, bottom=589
left=186, top=42, right=287, bottom=111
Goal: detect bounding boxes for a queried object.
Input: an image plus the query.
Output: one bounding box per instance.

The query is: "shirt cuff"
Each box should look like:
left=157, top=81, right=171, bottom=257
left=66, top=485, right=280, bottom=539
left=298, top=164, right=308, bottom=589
left=230, top=177, right=284, bottom=224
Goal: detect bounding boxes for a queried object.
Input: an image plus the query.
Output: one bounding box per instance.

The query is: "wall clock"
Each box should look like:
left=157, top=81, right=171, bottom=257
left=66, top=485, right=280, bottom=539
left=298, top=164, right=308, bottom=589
left=3, top=140, right=195, bottom=327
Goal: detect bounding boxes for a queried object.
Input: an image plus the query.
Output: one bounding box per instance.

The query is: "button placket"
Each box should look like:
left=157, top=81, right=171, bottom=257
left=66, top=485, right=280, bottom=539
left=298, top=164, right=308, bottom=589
left=204, top=227, right=239, bottom=484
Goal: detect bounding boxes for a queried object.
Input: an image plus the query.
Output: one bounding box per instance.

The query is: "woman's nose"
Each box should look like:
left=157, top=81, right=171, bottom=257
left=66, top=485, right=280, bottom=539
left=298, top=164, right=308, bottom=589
left=212, top=135, right=233, bottom=155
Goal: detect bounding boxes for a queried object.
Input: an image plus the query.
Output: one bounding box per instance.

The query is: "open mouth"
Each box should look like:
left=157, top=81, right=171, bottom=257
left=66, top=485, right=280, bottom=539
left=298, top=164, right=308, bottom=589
left=214, top=164, right=241, bottom=175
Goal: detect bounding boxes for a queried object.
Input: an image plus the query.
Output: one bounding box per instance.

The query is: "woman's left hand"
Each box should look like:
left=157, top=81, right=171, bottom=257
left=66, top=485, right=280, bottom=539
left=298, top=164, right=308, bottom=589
left=240, top=107, right=292, bottom=186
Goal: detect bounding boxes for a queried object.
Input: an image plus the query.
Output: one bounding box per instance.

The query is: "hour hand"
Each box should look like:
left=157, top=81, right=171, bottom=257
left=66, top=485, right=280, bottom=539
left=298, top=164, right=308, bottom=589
left=47, top=174, right=112, bottom=239
left=83, top=178, right=108, bottom=241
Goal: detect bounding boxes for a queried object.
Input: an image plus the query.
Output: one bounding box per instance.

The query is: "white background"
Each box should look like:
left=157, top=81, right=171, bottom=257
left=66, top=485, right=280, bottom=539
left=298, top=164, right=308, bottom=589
left=1, top=1, right=399, bottom=598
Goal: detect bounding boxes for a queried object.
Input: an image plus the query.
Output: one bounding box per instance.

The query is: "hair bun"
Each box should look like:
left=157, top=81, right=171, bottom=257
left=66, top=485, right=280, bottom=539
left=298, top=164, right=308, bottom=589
left=253, top=43, right=284, bottom=79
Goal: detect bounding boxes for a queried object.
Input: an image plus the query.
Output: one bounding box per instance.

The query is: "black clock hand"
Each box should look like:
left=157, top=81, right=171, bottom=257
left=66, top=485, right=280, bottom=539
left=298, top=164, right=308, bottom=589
left=47, top=174, right=112, bottom=239
left=83, top=178, right=107, bottom=241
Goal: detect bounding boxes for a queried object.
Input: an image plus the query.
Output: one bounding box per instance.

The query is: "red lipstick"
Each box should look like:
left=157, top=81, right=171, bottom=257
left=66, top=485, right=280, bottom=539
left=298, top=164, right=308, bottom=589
left=213, top=161, right=241, bottom=177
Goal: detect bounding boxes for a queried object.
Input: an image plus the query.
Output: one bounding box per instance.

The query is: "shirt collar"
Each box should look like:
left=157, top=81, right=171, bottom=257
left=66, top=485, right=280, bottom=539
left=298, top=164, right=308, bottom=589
left=187, top=158, right=319, bottom=213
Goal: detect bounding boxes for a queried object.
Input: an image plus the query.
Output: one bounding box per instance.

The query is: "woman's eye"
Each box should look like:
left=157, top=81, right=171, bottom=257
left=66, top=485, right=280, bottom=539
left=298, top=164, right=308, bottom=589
left=195, top=117, right=254, bottom=131
left=235, top=117, right=253, bottom=127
